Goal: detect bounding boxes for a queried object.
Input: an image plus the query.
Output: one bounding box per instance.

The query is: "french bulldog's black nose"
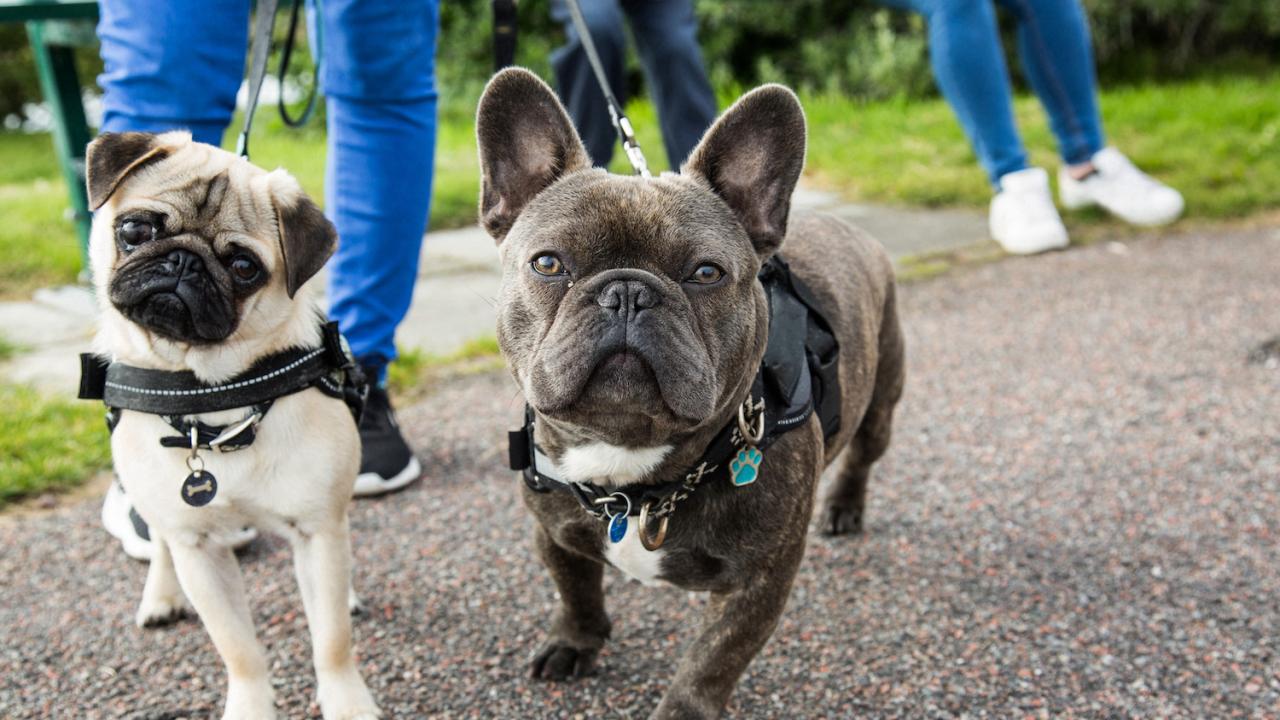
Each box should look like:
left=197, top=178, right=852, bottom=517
left=597, top=279, right=658, bottom=319
left=163, top=248, right=203, bottom=277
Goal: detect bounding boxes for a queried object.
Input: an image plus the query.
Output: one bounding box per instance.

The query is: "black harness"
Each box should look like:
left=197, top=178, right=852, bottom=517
left=508, top=256, right=841, bottom=549
left=79, top=321, right=366, bottom=507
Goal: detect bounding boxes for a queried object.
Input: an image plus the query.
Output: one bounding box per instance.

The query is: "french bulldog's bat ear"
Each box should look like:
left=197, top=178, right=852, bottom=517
left=682, top=85, right=807, bottom=259
left=85, top=132, right=173, bottom=210
left=476, top=67, right=591, bottom=242
left=270, top=174, right=337, bottom=298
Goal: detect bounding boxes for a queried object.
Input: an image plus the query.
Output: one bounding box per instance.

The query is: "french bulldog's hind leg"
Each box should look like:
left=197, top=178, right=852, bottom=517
left=291, top=517, right=381, bottom=720
left=135, top=536, right=192, bottom=628
left=530, top=526, right=612, bottom=681
left=168, top=540, right=277, bottom=720
left=823, top=288, right=905, bottom=537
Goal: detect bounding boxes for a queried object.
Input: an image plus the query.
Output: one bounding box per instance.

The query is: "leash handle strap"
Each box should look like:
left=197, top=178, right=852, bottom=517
left=563, top=0, right=650, bottom=177
left=492, top=0, right=518, bottom=71
left=237, top=0, right=282, bottom=159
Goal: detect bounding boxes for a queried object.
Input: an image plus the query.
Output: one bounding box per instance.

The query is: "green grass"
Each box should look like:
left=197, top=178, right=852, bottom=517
left=803, top=74, right=1280, bottom=218
left=0, top=384, right=111, bottom=508
left=386, top=336, right=504, bottom=398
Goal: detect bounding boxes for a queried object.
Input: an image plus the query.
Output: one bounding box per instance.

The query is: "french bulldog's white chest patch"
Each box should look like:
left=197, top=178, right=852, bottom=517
left=555, top=443, right=672, bottom=586
left=604, top=517, right=667, bottom=587
left=560, top=443, right=671, bottom=483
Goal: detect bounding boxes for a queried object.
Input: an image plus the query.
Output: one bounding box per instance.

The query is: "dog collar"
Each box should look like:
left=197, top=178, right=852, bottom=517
left=508, top=254, right=842, bottom=550
left=79, top=321, right=367, bottom=508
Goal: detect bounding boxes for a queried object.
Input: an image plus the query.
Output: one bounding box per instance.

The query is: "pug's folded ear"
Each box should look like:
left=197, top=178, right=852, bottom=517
left=682, top=85, right=807, bottom=259
left=86, top=132, right=174, bottom=210
left=269, top=171, right=337, bottom=298
left=475, top=67, right=592, bottom=242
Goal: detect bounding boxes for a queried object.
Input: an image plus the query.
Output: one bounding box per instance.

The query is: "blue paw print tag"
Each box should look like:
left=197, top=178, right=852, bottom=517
left=608, top=513, right=628, bottom=543
left=730, top=447, right=763, bottom=487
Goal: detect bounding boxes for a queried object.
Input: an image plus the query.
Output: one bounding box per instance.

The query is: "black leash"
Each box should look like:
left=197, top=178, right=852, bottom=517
left=492, top=0, right=518, bottom=71
left=236, top=0, right=322, bottom=159
left=563, top=0, right=650, bottom=176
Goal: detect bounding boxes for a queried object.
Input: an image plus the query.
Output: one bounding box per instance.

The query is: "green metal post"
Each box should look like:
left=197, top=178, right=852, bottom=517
left=26, top=20, right=94, bottom=280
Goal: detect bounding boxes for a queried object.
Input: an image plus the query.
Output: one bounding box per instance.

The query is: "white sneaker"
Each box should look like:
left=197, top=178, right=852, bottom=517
left=102, top=479, right=257, bottom=562
left=990, top=167, right=1070, bottom=255
left=1059, top=147, right=1184, bottom=226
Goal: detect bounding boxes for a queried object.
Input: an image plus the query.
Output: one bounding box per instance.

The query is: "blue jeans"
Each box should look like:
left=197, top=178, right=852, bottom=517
left=550, top=0, right=717, bottom=168
left=884, top=0, right=1105, bottom=187
left=97, top=0, right=439, bottom=376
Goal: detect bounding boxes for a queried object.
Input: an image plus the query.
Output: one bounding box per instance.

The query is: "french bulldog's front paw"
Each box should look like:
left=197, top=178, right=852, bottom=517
left=135, top=595, right=191, bottom=628
left=822, top=505, right=863, bottom=536
left=530, top=642, right=600, bottom=681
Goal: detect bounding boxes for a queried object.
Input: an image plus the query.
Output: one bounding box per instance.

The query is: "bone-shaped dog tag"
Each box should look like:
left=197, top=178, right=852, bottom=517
left=181, top=470, right=218, bottom=507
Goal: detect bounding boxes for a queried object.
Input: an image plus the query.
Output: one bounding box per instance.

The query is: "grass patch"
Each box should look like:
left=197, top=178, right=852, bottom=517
left=0, top=384, right=111, bottom=508
left=803, top=74, right=1280, bottom=220
left=386, top=336, right=504, bottom=398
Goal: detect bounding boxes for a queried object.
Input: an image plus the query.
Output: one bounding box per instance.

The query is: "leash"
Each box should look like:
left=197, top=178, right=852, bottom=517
left=563, top=0, right=650, bottom=177
left=236, top=0, right=323, bottom=159
left=492, top=0, right=518, bottom=71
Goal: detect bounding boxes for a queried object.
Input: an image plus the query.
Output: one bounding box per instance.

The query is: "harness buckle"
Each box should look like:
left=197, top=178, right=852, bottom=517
left=209, top=411, right=263, bottom=452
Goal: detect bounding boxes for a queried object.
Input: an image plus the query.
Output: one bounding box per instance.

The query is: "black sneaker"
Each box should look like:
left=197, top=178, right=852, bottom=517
left=354, top=382, right=422, bottom=497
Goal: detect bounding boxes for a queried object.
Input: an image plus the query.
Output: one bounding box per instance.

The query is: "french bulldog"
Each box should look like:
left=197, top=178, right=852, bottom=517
left=85, top=131, right=380, bottom=720
left=476, top=69, right=905, bottom=718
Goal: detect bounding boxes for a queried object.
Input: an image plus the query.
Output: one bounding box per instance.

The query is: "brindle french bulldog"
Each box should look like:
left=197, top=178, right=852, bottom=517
left=476, top=68, right=905, bottom=719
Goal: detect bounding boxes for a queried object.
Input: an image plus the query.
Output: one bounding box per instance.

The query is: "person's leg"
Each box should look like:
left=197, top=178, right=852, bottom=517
left=623, top=0, right=717, bottom=168
left=883, top=0, right=1028, bottom=187
left=550, top=0, right=630, bottom=167
left=995, top=0, right=1103, bottom=169
left=319, top=0, right=438, bottom=493
left=97, top=0, right=248, bottom=144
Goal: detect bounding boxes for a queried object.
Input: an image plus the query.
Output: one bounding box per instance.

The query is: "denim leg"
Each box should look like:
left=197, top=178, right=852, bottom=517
left=623, top=0, right=717, bottom=168
left=882, top=0, right=1029, bottom=186
left=996, top=0, right=1105, bottom=164
left=97, top=0, right=249, bottom=144
left=550, top=0, right=629, bottom=167
left=319, top=0, right=439, bottom=376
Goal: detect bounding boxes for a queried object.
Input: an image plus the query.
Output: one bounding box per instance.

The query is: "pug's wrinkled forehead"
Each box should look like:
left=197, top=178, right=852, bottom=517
left=87, top=131, right=335, bottom=300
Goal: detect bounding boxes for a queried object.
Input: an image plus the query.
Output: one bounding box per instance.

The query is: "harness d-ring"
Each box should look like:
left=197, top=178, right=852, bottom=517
left=737, top=398, right=765, bottom=445
left=638, top=501, right=669, bottom=551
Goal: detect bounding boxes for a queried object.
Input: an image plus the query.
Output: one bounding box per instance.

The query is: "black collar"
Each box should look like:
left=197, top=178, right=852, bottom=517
left=79, top=321, right=366, bottom=451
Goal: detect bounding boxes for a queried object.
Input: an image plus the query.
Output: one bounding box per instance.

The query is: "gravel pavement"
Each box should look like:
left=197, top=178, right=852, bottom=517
left=2, top=227, right=1278, bottom=719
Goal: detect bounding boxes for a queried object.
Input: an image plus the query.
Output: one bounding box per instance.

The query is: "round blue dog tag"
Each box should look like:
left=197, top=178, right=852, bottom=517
left=608, top=513, right=628, bottom=543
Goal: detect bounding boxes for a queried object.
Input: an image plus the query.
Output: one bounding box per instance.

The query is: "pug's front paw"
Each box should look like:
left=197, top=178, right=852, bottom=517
left=529, top=642, right=601, bottom=681
left=135, top=594, right=191, bottom=628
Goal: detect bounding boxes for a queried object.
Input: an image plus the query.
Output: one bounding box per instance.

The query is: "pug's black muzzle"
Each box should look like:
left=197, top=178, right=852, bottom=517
left=109, top=246, right=238, bottom=344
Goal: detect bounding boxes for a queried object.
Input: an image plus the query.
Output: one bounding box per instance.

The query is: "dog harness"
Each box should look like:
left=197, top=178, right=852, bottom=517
left=79, top=321, right=366, bottom=507
left=508, top=255, right=842, bottom=550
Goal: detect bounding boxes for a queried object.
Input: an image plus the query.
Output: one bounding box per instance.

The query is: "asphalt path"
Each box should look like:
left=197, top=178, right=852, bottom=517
left=2, top=226, right=1277, bottom=718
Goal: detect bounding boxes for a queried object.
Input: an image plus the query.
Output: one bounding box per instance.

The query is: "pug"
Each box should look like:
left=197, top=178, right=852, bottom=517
left=84, top=131, right=380, bottom=720
left=476, top=69, right=905, bottom=719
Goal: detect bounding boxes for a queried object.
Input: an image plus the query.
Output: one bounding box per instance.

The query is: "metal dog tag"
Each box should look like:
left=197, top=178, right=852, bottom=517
left=608, top=513, right=628, bottom=543
left=181, top=470, right=218, bottom=507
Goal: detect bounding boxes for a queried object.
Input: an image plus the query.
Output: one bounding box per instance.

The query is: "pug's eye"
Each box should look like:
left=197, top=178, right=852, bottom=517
left=530, top=253, right=567, bottom=277
left=686, top=264, right=725, bottom=285
left=229, top=255, right=260, bottom=283
left=116, top=219, right=155, bottom=250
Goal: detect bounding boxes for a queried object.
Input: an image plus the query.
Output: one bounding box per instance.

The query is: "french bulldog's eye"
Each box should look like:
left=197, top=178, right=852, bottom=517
left=686, top=264, right=725, bottom=285
left=530, top=253, right=567, bottom=277
left=229, top=255, right=260, bottom=283
left=116, top=219, right=155, bottom=250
